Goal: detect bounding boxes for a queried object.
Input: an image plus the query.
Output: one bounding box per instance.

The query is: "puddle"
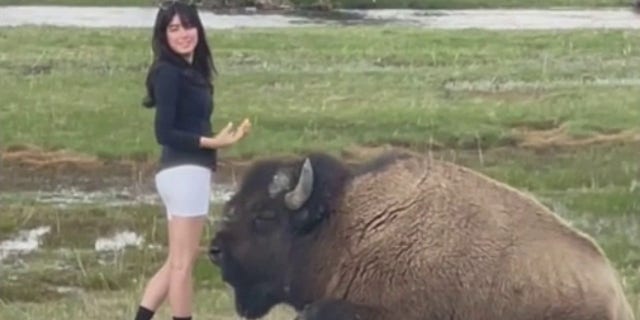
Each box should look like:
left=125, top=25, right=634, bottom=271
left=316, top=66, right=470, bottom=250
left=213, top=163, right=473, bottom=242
left=0, top=6, right=639, bottom=30
left=1, top=183, right=237, bottom=207
left=94, top=231, right=143, bottom=252
left=0, top=226, right=51, bottom=263
left=341, top=8, right=640, bottom=30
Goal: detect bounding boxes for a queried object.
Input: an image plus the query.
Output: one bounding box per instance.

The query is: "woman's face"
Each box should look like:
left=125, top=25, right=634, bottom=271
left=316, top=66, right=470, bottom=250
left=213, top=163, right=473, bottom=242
left=166, top=14, right=198, bottom=60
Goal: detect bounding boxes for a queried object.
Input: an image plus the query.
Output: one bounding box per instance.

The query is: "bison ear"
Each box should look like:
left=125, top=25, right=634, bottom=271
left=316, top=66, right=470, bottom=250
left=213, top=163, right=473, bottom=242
left=268, top=170, right=291, bottom=198
left=284, top=158, right=314, bottom=211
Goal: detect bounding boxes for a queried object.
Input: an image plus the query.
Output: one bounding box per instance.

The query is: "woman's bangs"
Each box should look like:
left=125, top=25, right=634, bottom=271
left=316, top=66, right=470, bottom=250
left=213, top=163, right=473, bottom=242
left=175, top=7, right=199, bottom=29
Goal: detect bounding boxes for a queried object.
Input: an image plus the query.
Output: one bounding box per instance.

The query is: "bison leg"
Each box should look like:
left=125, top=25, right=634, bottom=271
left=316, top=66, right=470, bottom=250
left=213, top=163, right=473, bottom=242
left=294, top=299, right=383, bottom=320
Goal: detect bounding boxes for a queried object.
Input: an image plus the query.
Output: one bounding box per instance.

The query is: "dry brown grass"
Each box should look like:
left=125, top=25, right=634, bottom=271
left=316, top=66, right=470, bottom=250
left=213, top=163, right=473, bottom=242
left=2, top=144, right=105, bottom=171
left=512, top=125, right=640, bottom=149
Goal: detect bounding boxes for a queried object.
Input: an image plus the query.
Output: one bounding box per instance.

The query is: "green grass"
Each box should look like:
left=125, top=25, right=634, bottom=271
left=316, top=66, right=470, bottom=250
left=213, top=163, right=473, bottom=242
left=1, top=27, right=639, bottom=161
left=0, top=0, right=631, bottom=8
left=0, top=286, right=298, bottom=319
left=0, top=204, right=224, bottom=302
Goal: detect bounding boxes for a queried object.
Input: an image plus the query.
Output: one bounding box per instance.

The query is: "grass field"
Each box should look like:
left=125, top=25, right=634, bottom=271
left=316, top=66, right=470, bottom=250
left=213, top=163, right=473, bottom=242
left=2, top=27, right=640, bottom=160
left=0, top=26, right=639, bottom=319
left=0, top=0, right=632, bottom=8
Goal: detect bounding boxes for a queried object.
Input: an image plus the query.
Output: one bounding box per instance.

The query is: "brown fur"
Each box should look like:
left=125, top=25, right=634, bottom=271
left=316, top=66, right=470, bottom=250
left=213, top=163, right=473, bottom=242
left=295, top=151, right=635, bottom=320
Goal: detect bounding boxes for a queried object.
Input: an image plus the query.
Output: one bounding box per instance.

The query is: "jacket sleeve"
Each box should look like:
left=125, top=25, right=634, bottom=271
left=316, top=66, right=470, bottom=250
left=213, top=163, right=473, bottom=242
left=152, top=65, right=202, bottom=151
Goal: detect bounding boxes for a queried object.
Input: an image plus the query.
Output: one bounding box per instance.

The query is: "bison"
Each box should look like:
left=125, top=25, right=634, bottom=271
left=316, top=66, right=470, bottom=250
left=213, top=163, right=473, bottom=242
left=208, top=149, right=635, bottom=320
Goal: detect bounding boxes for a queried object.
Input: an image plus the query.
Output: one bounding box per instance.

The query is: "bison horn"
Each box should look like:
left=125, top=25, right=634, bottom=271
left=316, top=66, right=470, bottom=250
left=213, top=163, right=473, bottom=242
left=284, top=158, right=314, bottom=210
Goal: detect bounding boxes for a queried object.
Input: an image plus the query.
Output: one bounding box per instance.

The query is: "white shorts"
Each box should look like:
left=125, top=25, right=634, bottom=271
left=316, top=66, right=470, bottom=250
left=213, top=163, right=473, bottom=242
left=154, top=164, right=212, bottom=219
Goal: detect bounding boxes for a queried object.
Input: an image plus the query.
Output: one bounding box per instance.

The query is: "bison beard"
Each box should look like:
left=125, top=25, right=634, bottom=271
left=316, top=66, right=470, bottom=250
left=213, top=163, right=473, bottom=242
left=233, top=283, right=281, bottom=318
left=212, top=237, right=287, bottom=318
left=209, top=150, right=636, bottom=320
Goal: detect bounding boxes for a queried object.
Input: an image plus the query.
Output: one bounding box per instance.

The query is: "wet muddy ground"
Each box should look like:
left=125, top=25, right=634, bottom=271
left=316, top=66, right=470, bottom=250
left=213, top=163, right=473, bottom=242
left=0, top=145, right=247, bottom=208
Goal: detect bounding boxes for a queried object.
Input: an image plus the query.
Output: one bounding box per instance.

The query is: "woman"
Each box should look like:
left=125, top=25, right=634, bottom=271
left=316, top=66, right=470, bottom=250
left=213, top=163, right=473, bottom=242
left=135, top=1, right=251, bottom=320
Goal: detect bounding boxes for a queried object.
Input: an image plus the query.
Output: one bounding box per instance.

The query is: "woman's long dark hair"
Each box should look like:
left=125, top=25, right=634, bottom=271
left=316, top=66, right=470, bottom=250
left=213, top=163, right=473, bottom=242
left=142, top=1, right=217, bottom=108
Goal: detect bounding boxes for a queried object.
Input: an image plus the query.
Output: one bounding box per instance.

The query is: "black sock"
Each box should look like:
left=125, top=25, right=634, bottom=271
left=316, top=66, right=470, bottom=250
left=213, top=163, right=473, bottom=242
left=134, top=305, right=155, bottom=320
left=173, top=317, right=192, bottom=320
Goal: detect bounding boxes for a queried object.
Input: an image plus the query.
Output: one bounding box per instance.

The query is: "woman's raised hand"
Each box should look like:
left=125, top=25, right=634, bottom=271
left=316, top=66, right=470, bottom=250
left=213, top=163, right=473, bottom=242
left=202, top=118, right=252, bottom=149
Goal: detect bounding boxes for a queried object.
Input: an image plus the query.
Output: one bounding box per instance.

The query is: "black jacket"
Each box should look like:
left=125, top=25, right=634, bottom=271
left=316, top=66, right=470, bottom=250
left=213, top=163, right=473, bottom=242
left=150, top=60, right=217, bottom=171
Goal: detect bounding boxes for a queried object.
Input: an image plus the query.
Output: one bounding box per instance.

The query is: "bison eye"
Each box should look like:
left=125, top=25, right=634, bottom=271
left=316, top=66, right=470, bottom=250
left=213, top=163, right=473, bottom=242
left=257, top=210, right=277, bottom=220
left=252, top=211, right=278, bottom=233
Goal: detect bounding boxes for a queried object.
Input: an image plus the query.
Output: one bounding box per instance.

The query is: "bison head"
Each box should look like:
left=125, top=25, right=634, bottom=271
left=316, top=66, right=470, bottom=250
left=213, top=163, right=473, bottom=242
left=208, top=153, right=351, bottom=319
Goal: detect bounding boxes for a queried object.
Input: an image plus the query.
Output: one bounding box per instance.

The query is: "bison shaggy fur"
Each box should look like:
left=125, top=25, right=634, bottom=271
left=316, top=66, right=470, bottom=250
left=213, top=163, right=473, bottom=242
left=209, top=149, right=635, bottom=320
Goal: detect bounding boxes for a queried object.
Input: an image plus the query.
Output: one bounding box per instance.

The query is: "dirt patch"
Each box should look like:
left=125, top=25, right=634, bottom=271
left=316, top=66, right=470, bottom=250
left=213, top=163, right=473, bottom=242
left=3, top=144, right=114, bottom=171
left=1, top=145, right=152, bottom=192
left=0, top=143, right=404, bottom=193
left=511, top=124, right=640, bottom=149
left=2, top=138, right=637, bottom=194
left=0, top=144, right=270, bottom=194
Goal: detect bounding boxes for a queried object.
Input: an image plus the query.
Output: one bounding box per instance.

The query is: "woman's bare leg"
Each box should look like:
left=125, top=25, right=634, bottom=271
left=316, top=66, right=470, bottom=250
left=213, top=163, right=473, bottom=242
left=167, top=215, right=206, bottom=318
left=135, top=222, right=171, bottom=320
left=139, top=258, right=171, bottom=310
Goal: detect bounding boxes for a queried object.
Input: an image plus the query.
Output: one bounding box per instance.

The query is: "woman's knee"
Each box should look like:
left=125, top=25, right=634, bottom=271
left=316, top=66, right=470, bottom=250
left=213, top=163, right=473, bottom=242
left=168, top=257, right=197, bottom=276
left=168, top=246, right=200, bottom=272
